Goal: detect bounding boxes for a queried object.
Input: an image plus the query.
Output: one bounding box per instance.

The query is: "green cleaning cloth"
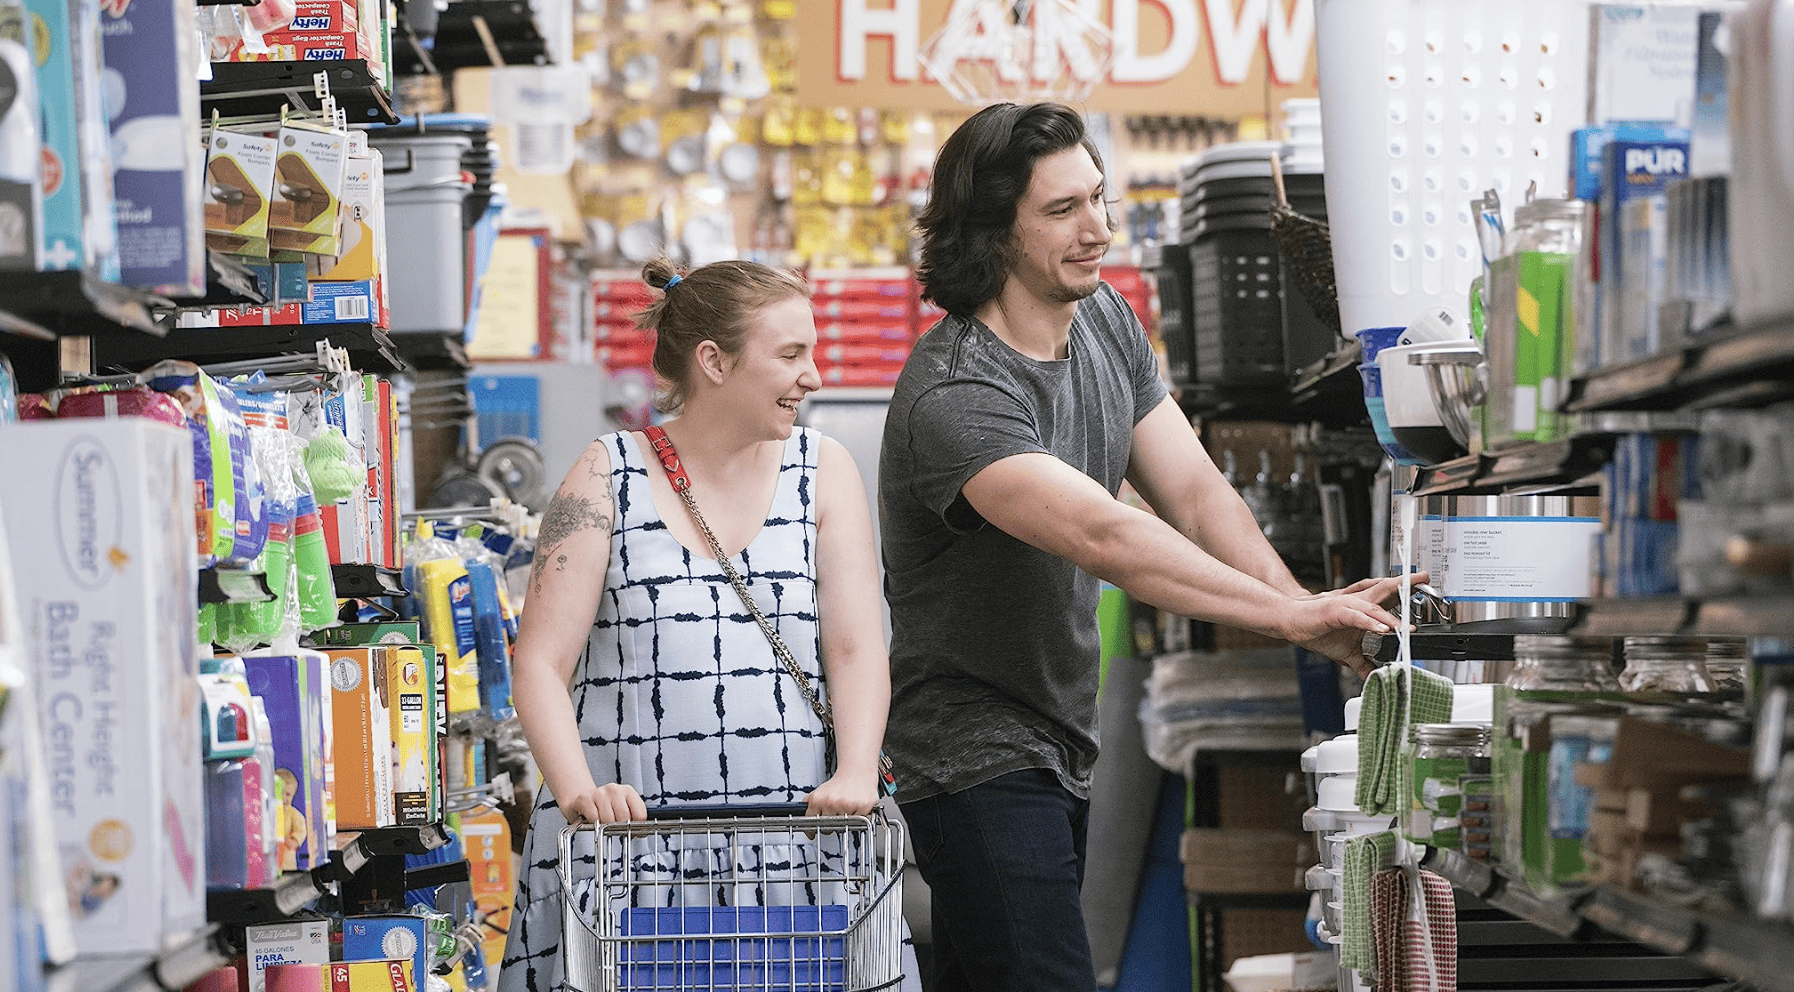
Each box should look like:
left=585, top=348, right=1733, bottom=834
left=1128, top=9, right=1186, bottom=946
left=1342, top=830, right=1398, bottom=974
left=1355, top=665, right=1455, bottom=816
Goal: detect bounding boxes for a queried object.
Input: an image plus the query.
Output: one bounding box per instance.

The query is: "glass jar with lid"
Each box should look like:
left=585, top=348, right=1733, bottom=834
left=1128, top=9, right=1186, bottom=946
left=1483, top=198, right=1589, bottom=449
left=1406, top=723, right=1492, bottom=851
left=1508, top=634, right=1622, bottom=692
left=1620, top=636, right=1717, bottom=693
left=1703, top=637, right=1749, bottom=693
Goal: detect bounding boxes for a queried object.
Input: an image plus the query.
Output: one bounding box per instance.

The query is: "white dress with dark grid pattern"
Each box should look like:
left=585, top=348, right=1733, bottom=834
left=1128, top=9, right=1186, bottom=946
left=500, top=427, right=837, bottom=992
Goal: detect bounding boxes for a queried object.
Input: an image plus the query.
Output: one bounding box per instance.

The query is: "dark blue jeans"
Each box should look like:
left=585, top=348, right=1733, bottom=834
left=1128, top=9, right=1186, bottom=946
left=900, top=768, right=1095, bottom=992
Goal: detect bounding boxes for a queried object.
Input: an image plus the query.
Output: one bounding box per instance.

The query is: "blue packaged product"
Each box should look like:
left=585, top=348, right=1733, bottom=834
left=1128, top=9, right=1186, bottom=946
left=26, top=0, right=118, bottom=277
left=203, top=761, right=249, bottom=889
left=464, top=560, right=514, bottom=719
left=1599, top=123, right=1691, bottom=363
left=342, top=915, right=428, bottom=984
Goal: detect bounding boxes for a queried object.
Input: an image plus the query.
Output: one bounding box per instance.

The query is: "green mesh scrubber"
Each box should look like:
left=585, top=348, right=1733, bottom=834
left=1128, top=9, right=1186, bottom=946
left=304, top=426, right=362, bottom=503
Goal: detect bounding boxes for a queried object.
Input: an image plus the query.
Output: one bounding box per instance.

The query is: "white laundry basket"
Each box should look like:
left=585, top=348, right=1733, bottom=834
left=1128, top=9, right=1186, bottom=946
left=1315, top=0, right=1595, bottom=338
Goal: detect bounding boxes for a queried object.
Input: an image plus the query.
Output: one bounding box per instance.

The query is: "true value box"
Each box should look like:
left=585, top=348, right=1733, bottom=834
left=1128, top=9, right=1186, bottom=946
left=0, top=419, right=204, bottom=954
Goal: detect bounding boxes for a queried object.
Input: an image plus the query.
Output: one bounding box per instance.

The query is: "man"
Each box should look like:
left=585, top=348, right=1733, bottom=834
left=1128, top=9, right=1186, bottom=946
left=879, top=102, right=1409, bottom=991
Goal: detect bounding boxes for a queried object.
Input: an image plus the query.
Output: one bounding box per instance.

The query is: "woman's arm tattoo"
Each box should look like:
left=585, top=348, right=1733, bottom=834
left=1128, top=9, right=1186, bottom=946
left=530, top=489, right=613, bottom=594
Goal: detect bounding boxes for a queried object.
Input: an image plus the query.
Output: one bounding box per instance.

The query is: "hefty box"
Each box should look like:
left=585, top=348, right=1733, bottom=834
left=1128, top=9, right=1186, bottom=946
left=0, top=420, right=204, bottom=954
left=26, top=0, right=119, bottom=277
left=100, top=0, right=205, bottom=295
left=322, top=647, right=395, bottom=829
left=241, top=653, right=331, bottom=872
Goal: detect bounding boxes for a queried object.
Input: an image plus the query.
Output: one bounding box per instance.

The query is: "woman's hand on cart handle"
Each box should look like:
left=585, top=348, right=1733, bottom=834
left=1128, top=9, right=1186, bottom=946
left=805, top=771, right=881, bottom=817
left=559, top=782, right=648, bottom=824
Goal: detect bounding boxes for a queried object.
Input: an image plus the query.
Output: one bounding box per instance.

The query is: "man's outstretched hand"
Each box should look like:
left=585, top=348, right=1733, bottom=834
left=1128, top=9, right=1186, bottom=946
left=1283, top=573, right=1429, bottom=678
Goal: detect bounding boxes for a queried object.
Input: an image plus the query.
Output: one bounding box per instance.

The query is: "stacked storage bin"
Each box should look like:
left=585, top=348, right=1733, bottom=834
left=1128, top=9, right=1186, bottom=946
left=1181, top=142, right=1289, bottom=389
left=591, top=272, right=657, bottom=372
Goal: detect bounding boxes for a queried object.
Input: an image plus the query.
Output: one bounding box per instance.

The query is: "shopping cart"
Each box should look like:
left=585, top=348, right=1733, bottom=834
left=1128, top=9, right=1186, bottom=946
left=559, top=804, right=906, bottom=992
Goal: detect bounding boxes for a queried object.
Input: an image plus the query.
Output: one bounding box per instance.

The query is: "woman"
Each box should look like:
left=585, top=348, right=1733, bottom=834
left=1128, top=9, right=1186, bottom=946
left=499, top=258, right=902, bottom=992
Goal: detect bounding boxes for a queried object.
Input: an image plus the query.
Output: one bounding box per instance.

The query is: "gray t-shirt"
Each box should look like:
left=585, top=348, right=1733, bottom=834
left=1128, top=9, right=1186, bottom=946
left=879, top=282, right=1167, bottom=801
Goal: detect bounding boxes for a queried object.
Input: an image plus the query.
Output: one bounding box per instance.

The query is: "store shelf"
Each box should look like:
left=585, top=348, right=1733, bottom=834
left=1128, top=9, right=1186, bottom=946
left=207, top=869, right=330, bottom=927
left=1566, top=318, right=1794, bottom=414
left=1411, top=434, right=1614, bottom=497
left=1570, top=594, right=1794, bottom=638
left=1363, top=617, right=1575, bottom=666
left=1180, top=341, right=1366, bottom=426
left=198, top=566, right=276, bottom=605
left=1426, top=846, right=1794, bottom=992
left=1288, top=339, right=1362, bottom=402
left=350, top=821, right=453, bottom=858
left=389, top=331, right=472, bottom=372
left=0, top=270, right=167, bottom=339
left=164, top=252, right=270, bottom=312
left=91, top=322, right=407, bottom=375
left=45, top=927, right=231, bottom=992
left=330, top=563, right=408, bottom=599
left=202, top=60, right=400, bottom=125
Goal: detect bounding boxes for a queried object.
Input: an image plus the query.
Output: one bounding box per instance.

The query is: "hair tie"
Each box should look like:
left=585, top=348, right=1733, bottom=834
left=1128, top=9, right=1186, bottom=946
left=663, top=274, right=683, bottom=291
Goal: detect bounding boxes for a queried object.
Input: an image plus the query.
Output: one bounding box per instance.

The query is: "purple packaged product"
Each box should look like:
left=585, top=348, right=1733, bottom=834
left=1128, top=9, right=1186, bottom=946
left=203, top=761, right=248, bottom=889
left=214, top=382, right=268, bottom=562
left=99, top=0, right=205, bottom=295
left=242, top=654, right=328, bottom=872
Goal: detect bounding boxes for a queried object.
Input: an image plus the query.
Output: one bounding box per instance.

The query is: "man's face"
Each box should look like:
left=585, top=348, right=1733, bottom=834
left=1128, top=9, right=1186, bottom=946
left=1004, top=145, right=1111, bottom=308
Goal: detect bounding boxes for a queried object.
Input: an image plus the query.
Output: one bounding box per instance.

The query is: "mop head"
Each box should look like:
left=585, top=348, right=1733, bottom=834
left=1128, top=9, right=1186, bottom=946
left=304, top=426, right=362, bottom=503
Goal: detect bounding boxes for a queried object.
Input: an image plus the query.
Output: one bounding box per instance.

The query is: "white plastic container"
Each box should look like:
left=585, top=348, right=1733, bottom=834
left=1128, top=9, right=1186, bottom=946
left=1315, top=0, right=1594, bottom=336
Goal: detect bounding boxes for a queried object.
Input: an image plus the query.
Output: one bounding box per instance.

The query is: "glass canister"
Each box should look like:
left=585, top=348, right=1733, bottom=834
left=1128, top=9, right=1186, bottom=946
left=1704, top=637, right=1749, bottom=694
left=1482, top=199, right=1588, bottom=449
left=1509, top=634, right=1623, bottom=692
left=1406, top=723, right=1492, bottom=851
left=1620, top=636, right=1717, bottom=693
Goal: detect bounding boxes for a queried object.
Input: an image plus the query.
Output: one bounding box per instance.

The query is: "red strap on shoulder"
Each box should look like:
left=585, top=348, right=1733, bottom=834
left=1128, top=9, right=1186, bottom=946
left=641, top=425, right=690, bottom=493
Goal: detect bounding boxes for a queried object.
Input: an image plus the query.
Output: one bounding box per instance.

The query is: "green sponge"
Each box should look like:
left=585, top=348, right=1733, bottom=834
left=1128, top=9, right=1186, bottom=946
left=304, top=426, right=362, bottom=503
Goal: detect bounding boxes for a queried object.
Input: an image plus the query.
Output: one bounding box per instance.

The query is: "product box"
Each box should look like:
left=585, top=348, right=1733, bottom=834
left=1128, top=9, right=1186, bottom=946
left=245, top=919, right=330, bottom=992
left=0, top=21, right=45, bottom=271
left=461, top=807, right=513, bottom=975
left=204, top=128, right=278, bottom=257
left=310, top=138, right=385, bottom=283
left=100, top=0, right=205, bottom=295
left=269, top=123, right=348, bottom=255
left=187, top=278, right=382, bottom=329
left=377, top=379, right=397, bottom=567
left=359, top=374, right=385, bottom=571
left=385, top=646, right=438, bottom=825
left=342, top=916, right=427, bottom=986
left=323, top=646, right=395, bottom=829
left=1586, top=4, right=1701, bottom=126
left=0, top=419, right=204, bottom=954
left=25, top=0, right=119, bottom=277
left=325, top=960, right=415, bottom=992
left=1599, top=123, right=1690, bottom=363
left=319, top=372, right=373, bottom=564
left=312, top=621, right=424, bottom=646
left=241, top=653, right=331, bottom=872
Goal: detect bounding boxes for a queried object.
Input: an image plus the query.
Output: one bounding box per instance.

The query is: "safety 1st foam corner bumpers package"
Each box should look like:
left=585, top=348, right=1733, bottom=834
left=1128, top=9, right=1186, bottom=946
left=0, top=419, right=205, bottom=954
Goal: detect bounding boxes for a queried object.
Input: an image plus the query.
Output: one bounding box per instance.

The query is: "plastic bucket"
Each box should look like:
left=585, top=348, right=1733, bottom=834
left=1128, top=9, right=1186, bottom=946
left=373, top=134, right=472, bottom=335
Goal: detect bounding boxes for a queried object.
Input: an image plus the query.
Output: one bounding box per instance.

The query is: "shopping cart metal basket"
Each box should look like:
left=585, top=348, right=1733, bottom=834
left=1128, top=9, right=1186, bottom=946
left=559, top=803, right=906, bottom=992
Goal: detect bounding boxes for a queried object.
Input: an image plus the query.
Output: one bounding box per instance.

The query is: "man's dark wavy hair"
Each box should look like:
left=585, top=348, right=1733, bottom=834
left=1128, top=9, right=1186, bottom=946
left=915, top=102, right=1106, bottom=317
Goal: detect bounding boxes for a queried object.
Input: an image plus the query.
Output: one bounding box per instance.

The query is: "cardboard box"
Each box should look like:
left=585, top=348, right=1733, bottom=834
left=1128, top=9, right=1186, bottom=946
left=269, top=124, right=347, bottom=256
left=322, top=647, right=395, bottom=829
left=26, top=0, right=118, bottom=277
left=385, top=646, right=438, bottom=825
left=461, top=807, right=513, bottom=976
left=241, top=653, right=330, bottom=872
left=312, top=621, right=424, bottom=646
left=100, top=0, right=205, bottom=295
left=1179, top=829, right=1310, bottom=894
left=342, top=916, right=427, bottom=986
left=187, top=278, right=383, bottom=329
left=1587, top=4, right=1701, bottom=127
left=310, top=138, right=385, bottom=284
left=325, top=960, right=415, bottom=991
left=245, top=919, right=330, bottom=992
left=204, top=129, right=278, bottom=256
left=0, top=420, right=204, bottom=953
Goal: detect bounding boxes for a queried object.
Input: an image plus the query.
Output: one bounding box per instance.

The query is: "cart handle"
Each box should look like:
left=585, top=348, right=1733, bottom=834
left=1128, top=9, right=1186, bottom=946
left=643, top=802, right=811, bottom=820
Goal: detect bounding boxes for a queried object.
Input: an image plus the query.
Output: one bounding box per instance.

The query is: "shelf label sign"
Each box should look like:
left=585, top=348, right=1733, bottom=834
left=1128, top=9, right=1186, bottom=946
left=800, top=0, right=1318, bottom=113
left=1420, top=515, right=1602, bottom=602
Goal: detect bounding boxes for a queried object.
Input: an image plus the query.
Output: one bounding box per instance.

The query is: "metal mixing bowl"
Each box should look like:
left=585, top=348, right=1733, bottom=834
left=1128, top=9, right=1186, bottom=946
left=1410, top=346, right=1487, bottom=451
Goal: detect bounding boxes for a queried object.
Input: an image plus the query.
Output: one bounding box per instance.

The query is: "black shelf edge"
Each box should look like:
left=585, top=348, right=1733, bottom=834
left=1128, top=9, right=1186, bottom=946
left=1567, top=318, right=1794, bottom=413
left=203, top=60, right=399, bottom=125
left=330, top=563, right=408, bottom=599
left=164, top=252, right=270, bottom=311
left=425, top=0, right=551, bottom=72
left=351, top=821, right=453, bottom=857
left=389, top=331, right=472, bottom=372
left=1288, top=339, right=1362, bottom=398
left=46, top=927, right=231, bottom=992
left=198, top=566, right=276, bottom=605
left=1422, top=846, right=1585, bottom=938
left=1365, top=617, right=1576, bottom=665
left=0, top=271, right=168, bottom=339
left=1411, top=433, right=1616, bottom=498
left=91, top=322, right=407, bottom=375
left=206, top=871, right=327, bottom=927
